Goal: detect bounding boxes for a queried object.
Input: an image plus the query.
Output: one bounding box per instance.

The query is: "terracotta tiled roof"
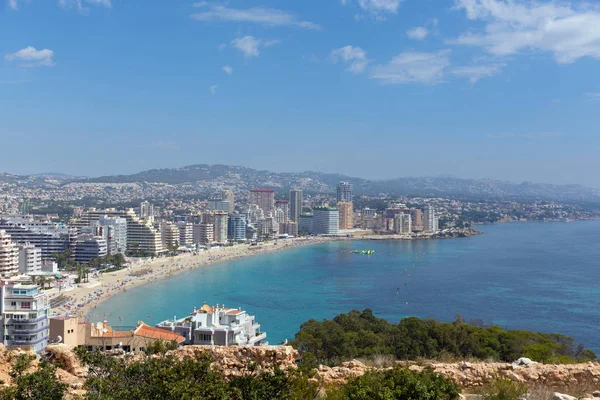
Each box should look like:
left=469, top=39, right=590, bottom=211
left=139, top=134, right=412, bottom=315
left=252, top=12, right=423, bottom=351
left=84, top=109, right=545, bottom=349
left=226, top=310, right=243, bottom=315
left=134, top=322, right=186, bottom=343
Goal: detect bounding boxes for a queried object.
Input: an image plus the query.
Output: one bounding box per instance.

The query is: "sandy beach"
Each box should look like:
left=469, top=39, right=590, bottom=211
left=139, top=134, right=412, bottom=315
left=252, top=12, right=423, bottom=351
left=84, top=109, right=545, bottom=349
left=47, top=237, right=333, bottom=321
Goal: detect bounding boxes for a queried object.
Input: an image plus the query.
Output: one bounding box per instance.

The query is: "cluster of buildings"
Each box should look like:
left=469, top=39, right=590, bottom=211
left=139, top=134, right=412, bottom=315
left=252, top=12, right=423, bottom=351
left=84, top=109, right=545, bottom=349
left=47, top=303, right=266, bottom=352
left=0, top=271, right=267, bottom=354
left=0, top=182, right=444, bottom=276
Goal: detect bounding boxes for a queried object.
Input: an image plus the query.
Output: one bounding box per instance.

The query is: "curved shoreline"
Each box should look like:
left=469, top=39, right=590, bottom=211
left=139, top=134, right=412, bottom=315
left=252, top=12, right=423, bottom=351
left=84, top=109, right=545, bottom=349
left=49, top=229, right=482, bottom=322
left=49, top=237, right=332, bottom=321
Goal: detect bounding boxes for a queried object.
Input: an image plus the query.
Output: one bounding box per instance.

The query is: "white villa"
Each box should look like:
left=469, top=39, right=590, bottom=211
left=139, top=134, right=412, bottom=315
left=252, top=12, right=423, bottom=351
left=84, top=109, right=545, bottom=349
left=156, top=304, right=267, bottom=346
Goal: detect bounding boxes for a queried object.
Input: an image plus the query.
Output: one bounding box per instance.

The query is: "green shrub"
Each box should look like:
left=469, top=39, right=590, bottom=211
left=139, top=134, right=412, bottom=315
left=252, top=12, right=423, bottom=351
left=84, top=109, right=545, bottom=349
left=479, top=376, right=528, bottom=400
left=0, top=354, right=68, bottom=400
left=291, top=309, right=596, bottom=366
left=338, top=366, right=460, bottom=400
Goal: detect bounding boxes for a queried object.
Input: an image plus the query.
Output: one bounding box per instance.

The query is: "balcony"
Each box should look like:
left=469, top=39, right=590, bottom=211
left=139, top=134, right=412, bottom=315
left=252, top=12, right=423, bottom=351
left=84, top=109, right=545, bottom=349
left=10, top=335, right=49, bottom=346
left=8, top=316, right=47, bottom=324
left=247, top=332, right=267, bottom=344
left=10, top=326, right=48, bottom=335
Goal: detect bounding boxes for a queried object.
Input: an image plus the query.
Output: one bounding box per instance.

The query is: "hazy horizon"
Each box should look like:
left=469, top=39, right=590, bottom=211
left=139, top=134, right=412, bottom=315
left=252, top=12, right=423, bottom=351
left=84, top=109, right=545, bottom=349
left=2, top=162, right=598, bottom=189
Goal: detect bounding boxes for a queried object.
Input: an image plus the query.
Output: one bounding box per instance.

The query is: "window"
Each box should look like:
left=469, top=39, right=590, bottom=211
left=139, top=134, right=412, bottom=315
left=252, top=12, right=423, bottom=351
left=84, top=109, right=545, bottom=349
left=21, top=302, right=31, bottom=309
left=198, top=334, right=212, bottom=342
left=10, top=302, right=16, bottom=306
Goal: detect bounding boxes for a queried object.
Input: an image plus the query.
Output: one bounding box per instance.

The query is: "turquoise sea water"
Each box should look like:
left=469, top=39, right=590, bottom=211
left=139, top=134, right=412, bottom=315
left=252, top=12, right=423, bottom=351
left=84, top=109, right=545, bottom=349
left=89, top=221, right=600, bottom=351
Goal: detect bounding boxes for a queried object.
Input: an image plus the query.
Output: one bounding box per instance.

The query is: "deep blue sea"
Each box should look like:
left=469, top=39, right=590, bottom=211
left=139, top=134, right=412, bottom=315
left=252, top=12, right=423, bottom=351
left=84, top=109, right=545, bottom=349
left=89, top=221, right=600, bottom=351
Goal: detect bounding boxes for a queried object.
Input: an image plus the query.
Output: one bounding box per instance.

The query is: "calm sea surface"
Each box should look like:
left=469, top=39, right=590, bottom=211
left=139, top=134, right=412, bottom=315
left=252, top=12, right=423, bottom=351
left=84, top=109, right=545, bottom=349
left=89, top=221, right=600, bottom=351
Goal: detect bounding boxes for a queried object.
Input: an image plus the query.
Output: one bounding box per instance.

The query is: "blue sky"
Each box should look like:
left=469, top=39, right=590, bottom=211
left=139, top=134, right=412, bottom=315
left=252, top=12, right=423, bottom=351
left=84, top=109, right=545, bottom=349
left=1, top=0, right=600, bottom=186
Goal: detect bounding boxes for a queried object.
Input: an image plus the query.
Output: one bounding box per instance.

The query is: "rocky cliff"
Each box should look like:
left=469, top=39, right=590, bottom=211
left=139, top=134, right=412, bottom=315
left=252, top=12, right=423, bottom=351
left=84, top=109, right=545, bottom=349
left=2, top=344, right=600, bottom=398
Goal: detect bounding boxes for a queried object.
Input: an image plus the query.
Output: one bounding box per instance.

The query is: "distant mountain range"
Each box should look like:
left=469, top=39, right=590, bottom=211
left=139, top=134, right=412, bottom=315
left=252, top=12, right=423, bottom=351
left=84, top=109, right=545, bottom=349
left=2, top=165, right=600, bottom=203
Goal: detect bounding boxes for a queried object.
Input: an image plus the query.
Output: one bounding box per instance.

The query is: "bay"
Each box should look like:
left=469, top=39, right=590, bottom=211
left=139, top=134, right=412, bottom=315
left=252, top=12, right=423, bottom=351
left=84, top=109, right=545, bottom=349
left=89, top=221, right=600, bottom=351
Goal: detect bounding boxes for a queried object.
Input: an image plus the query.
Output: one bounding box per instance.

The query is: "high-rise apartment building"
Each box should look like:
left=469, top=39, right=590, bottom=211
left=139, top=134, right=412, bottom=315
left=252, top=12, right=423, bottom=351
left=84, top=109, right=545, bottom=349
left=298, top=215, right=313, bottom=235
left=228, top=215, right=247, bottom=241
left=222, top=190, right=235, bottom=213
left=193, top=223, right=214, bottom=245
left=0, top=231, right=19, bottom=277
left=124, top=209, right=164, bottom=255
left=250, top=189, right=275, bottom=217
left=274, top=200, right=289, bottom=224
left=18, top=244, right=42, bottom=274
left=257, top=217, right=278, bottom=237
left=73, top=235, right=108, bottom=263
left=289, top=189, right=302, bottom=223
left=0, top=282, right=50, bottom=354
left=393, top=213, right=412, bottom=234
left=207, top=212, right=228, bottom=244
left=140, top=201, right=155, bottom=221
left=0, top=216, right=72, bottom=260
left=336, top=182, right=353, bottom=203
left=337, top=201, right=353, bottom=230
left=423, top=206, right=438, bottom=233
left=75, top=209, right=163, bottom=256
left=160, top=222, right=180, bottom=248
left=177, top=222, right=194, bottom=246
left=410, top=209, right=423, bottom=231
left=313, top=207, right=339, bottom=235
left=98, top=215, right=127, bottom=255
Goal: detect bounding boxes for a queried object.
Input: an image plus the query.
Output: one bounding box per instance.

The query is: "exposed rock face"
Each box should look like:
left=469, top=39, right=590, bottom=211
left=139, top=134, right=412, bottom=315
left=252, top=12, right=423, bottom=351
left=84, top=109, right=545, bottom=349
left=165, top=345, right=299, bottom=377
left=316, top=359, right=600, bottom=391
left=317, top=360, right=369, bottom=383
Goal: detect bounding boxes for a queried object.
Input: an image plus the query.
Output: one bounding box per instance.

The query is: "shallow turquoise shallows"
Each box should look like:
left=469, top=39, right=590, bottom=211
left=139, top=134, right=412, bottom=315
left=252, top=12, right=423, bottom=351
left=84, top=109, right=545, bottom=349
left=89, top=221, right=600, bottom=351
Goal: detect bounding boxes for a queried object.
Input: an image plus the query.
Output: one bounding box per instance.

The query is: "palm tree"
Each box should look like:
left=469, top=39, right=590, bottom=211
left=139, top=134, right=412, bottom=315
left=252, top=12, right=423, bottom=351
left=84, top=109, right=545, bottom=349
left=37, top=276, right=47, bottom=290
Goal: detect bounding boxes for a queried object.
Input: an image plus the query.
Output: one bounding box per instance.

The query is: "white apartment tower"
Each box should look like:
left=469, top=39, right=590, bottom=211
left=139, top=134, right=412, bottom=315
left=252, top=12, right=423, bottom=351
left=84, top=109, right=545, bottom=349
left=312, top=207, right=339, bottom=235
left=393, top=213, right=412, bottom=234
left=18, top=244, right=42, bottom=274
left=274, top=200, right=289, bottom=224
left=289, top=189, right=302, bottom=223
left=0, top=231, right=19, bottom=277
left=423, top=206, right=438, bottom=233
left=177, top=222, right=194, bottom=246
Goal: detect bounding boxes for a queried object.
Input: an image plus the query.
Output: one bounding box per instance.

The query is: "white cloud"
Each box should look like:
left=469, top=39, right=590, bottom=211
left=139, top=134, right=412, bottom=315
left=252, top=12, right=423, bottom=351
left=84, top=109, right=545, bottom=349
left=218, top=43, right=227, bottom=51
left=209, top=85, right=218, bottom=95
left=222, top=65, right=233, bottom=75
left=450, top=0, right=600, bottom=64
left=452, top=63, right=505, bottom=83
left=371, top=50, right=450, bottom=84
left=230, top=36, right=279, bottom=58
left=191, top=4, right=320, bottom=30
left=58, top=0, right=111, bottom=13
left=407, top=27, right=428, bottom=40
left=231, top=36, right=261, bottom=58
left=86, top=0, right=111, bottom=7
left=343, top=0, right=403, bottom=18
left=8, top=0, right=19, bottom=10
left=5, top=46, right=55, bottom=67
left=331, top=45, right=369, bottom=73
left=407, top=19, right=438, bottom=40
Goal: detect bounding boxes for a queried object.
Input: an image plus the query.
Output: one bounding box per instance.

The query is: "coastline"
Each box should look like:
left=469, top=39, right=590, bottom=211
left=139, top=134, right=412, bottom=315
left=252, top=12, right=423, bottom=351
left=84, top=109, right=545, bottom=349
left=49, top=228, right=481, bottom=322
left=49, top=237, right=333, bottom=321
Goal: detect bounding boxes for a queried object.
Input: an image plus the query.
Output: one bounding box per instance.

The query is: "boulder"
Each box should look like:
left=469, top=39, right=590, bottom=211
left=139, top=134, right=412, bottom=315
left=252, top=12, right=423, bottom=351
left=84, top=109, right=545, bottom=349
left=552, top=393, right=577, bottom=400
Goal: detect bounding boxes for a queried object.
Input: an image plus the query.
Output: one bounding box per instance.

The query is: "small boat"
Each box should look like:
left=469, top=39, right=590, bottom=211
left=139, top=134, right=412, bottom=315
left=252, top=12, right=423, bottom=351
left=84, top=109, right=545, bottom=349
left=353, top=250, right=375, bottom=255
